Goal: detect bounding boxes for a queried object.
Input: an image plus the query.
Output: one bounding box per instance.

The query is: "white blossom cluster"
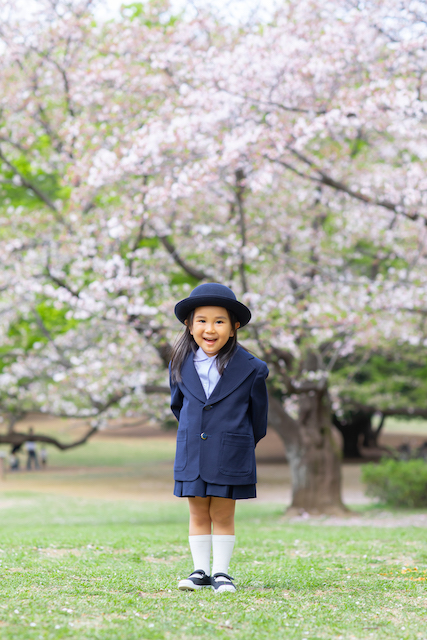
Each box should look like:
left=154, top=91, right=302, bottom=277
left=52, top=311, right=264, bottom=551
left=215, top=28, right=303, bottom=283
left=0, top=0, right=426, bottom=422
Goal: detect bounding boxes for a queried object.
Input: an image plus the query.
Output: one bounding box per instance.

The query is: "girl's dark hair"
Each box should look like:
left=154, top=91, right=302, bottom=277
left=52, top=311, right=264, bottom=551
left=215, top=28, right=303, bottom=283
left=170, top=308, right=240, bottom=383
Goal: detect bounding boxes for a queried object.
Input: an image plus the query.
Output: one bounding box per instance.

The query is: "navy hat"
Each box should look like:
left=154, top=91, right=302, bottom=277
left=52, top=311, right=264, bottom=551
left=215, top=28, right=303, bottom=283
left=174, top=283, right=251, bottom=327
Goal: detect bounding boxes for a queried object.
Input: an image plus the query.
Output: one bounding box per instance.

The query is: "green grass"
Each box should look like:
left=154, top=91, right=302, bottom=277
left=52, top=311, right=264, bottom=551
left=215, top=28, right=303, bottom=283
left=1, top=494, right=426, bottom=640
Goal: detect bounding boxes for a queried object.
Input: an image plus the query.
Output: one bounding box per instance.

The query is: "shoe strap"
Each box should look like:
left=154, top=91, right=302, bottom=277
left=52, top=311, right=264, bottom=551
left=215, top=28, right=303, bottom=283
left=189, top=570, right=207, bottom=578
left=213, top=572, right=234, bottom=581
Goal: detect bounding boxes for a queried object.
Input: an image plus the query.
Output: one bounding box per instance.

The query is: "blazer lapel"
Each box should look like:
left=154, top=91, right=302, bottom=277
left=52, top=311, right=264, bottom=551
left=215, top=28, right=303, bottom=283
left=208, top=347, right=255, bottom=404
left=180, top=353, right=207, bottom=402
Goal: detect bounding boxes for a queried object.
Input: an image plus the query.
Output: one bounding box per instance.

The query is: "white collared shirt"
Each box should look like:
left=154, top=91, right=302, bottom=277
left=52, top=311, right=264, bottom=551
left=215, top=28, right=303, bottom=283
left=193, top=347, right=221, bottom=399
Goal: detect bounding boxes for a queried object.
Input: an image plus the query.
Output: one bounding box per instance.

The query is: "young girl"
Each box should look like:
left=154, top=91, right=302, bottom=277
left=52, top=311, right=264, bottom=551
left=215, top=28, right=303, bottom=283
left=169, top=283, right=269, bottom=593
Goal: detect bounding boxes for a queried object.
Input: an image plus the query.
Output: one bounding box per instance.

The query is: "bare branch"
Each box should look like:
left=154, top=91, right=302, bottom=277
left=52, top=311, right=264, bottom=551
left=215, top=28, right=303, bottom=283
left=235, top=168, right=248, bottom=293
left=215, top=82, right=327, bottom=115
left=29, top=69, right=67, bottom=156
left=32, top=307, right=73, bottom=369
left=0, top=426, right=97, bottom=450
left=0, top=147, right=57, bottom=211
left=267, top=150, right=427, bottom=225
left=0, top=147, right=71, bottom=229
left=45, top=263, right=81, bottom=298
left=29, top=45, right=76, bottom=117
left=0, top=137, right=28, bottom=153
left=160, top=236, right=209, bottom=281
left=145, top=384, right=170, bottom=394
left=342, top=401, right=427, bottom=419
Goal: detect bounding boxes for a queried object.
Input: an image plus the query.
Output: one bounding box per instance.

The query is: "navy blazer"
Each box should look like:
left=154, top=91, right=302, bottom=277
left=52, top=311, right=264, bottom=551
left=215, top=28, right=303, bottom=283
left=170, top=345, right=269, bottom=485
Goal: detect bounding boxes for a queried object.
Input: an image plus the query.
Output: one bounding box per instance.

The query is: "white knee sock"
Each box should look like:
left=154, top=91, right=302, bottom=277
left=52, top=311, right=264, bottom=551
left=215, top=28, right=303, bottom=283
left=189, top=535, right=211, bottom=575
left=212, top=534, right=235, bottom=576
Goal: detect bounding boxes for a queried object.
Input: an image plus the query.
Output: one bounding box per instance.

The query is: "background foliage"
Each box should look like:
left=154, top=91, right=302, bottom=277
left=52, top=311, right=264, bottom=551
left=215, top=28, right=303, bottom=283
left=362, top=459, right=427, bottom=508
left=0, top=0, right=426, bottom=448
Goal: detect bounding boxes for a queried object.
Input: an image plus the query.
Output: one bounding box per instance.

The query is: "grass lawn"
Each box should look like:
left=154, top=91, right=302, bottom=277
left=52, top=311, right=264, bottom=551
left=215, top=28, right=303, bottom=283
left=1, top=426, right=426, bottom=639
left=0, top=494, right=426, bottom=640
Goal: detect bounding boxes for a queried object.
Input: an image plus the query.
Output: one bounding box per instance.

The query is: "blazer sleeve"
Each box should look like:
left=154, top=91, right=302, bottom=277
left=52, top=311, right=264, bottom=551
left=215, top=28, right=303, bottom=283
left=169, top=369, right=184, bottom=422
left=250, top=362, right=269, bottom=445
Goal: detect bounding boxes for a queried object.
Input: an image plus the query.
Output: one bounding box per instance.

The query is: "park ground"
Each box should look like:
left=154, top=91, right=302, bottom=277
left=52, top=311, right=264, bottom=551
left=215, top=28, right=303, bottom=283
left=0, top=416, right=427, bottom=639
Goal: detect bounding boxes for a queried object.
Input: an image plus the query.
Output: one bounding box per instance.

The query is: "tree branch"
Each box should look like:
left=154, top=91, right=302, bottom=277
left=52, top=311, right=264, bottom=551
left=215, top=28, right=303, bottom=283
left=215, top=82, right=327, bottom=115
left=0, top=426, right=97, bottom=450
left=145, top=384, right=170, bottom=394
left=267, top=149, right=427, bottom=225
left=235, top=168, right=248, bottom=293
left=45, top=262, right=81, bottom=298
left=29, top=45, right=76, bottom=117
left=0, top=147, right=71, bottom=229
left=160, top=236, right=209, bottom=281
left=343, top=401, right=427, bottom=419
left=0, top=148, right=57, bottom=210
left=32, top=307, right=73, bottom=369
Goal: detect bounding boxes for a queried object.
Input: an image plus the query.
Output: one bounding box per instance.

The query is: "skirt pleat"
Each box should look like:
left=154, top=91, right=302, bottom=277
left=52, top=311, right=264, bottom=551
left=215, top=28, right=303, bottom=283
left=174, top=477, right=256, bottom=500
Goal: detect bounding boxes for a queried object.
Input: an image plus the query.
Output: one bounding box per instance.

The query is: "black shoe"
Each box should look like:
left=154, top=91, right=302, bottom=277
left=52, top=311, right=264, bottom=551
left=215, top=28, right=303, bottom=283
left=211, top=572, right=236, bottom=593
left=178, top=570, right=212, bottom=591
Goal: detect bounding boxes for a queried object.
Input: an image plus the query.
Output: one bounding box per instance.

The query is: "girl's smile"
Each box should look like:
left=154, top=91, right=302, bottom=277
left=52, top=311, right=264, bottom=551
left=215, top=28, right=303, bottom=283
left=187, top=306, right=240, bottom=356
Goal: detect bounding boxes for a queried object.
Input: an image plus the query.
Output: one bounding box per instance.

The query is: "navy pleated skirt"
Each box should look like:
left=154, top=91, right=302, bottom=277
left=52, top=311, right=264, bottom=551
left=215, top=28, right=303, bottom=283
left=174, top=476, right=256, bottom=500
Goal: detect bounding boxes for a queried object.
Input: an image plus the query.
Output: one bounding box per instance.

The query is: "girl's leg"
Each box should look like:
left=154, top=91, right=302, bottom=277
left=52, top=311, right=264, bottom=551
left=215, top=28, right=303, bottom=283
left=186, top=497, right=212, bottom=576
left=209, top=497, right=235, bottom=535
left=179, top=497, right=237, bottom=591
left=188, top=496, right=212, bottom=535
left=210, top=498, right=236, bottom=588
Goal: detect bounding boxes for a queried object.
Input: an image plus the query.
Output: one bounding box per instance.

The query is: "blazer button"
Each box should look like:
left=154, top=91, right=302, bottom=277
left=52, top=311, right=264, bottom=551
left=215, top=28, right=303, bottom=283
left=204, top=405, right=212, bottom=411
left=200, top=433, right=208, bottom=440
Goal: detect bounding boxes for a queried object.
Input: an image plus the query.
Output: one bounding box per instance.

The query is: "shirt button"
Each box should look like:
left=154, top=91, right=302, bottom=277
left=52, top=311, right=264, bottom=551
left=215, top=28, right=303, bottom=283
left=204, top=405, right=212, bottom=411
left=200, top=433, right=208, bottom=440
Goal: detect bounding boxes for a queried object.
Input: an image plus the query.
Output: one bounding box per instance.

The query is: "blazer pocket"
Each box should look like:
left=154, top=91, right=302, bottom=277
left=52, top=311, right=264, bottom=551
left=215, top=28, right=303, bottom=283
left=219, top=433, right=253, bottom=476
left=174, top=430, right=187, bottom=472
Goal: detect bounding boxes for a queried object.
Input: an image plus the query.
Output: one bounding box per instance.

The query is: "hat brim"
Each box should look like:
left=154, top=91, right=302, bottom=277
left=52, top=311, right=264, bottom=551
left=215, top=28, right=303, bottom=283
left=174, top=295, right=251, bottom=327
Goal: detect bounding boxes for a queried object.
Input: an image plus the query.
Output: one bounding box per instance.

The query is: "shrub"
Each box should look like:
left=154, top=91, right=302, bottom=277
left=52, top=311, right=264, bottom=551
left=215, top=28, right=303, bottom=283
left=361, top=458, right=427, bottom=508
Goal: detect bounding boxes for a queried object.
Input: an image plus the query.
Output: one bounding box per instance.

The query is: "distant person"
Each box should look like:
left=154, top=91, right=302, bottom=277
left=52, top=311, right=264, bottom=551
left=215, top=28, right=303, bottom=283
left=40, top=446, right=48, bottom=468
left=9, top=452, right=20, bottom=471
left=25, top=428, right=39, bottom=470
left=10, top=443, right=22, bottom=470
left=397, top=443, right=411, bottom=461
left=11, top=443, right=23, bottom=455
left=169, top=283, right=269, bottom=594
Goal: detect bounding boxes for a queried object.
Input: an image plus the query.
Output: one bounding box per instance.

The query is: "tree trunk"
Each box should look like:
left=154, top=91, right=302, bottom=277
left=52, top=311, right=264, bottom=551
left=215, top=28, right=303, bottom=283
left=268, top=391, right=348, bottom=515
left=333, top=410, right=377, bottom=458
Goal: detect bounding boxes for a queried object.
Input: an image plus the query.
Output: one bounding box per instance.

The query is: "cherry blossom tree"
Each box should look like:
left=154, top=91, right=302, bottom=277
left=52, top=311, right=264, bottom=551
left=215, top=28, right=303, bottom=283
left=0, top=0, right=426, bottom=512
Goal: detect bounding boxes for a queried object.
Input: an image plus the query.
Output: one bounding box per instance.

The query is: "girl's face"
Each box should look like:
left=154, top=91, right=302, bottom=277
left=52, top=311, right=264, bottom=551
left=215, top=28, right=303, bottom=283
left=186, top=306, right=240, bottom=357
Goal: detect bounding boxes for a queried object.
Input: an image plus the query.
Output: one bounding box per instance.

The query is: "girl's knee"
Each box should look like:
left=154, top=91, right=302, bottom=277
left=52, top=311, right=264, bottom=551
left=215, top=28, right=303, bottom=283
left=189, top=497, right=211, bottom=522
left=211, top=512, right=234, bottom=528
left=190, top=512, right=211, bottom=528
left=209, top=498, right=235, bottom=527
left=188, top=497, right=212, bottom=534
